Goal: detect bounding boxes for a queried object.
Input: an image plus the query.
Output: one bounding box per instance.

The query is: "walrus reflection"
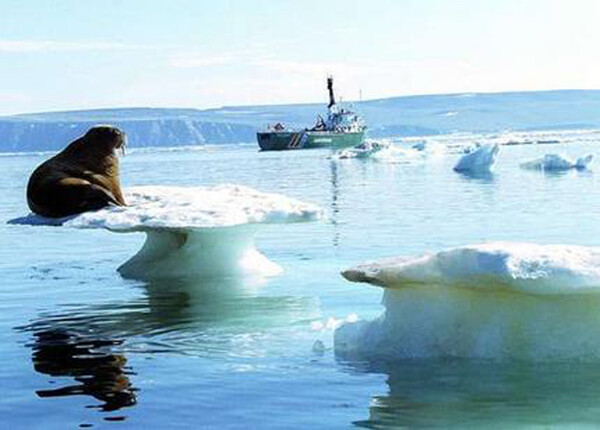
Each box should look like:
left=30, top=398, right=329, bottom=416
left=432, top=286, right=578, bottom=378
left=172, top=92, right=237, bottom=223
left=27, top=125, right=127, bottom=218
left=31, top=329, right=136, bottom=412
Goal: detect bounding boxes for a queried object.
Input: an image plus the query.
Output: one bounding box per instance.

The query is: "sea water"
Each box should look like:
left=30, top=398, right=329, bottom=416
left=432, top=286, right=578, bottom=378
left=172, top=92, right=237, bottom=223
left=2, top=134, right=600, bottom=428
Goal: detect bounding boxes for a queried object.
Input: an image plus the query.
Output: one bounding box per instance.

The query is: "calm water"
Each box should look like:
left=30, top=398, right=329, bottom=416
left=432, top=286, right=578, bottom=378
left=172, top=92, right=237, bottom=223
left=2, top=137, right=600, bottom=428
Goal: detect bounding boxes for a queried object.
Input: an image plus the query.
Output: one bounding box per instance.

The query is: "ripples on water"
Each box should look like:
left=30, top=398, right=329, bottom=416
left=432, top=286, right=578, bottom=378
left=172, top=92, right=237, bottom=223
left=3, top=136, right=600, bottom=427
left=29, top=331, right=136, bottom=413
left=343, top=359, right=600, bottom=428
left=13, top=274, right=322, bottom=425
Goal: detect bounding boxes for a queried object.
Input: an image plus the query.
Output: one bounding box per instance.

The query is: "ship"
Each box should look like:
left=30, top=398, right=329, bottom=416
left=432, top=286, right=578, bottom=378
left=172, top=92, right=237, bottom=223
left=257, top=77, right=366, bottom=151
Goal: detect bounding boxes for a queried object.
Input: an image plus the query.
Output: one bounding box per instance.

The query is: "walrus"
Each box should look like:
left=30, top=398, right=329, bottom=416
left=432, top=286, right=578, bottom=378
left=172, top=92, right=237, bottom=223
left=27, top=125, right=127, bottom=218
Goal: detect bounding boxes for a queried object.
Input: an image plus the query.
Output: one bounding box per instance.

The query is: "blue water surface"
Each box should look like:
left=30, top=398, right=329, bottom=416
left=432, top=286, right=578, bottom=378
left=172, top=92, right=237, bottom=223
left=2, top=138, right=600, bottom=428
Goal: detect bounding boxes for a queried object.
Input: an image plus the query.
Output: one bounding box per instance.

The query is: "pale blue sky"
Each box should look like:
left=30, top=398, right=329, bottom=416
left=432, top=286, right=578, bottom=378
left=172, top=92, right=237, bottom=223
left=1, top=0, right=599, bottom=114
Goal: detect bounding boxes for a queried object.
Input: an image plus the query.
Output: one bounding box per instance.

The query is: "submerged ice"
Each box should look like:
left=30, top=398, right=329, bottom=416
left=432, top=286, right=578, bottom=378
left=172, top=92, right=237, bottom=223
left=336, top=242, right=600, bottom=360
left=11, top=185, right=323, bottom=280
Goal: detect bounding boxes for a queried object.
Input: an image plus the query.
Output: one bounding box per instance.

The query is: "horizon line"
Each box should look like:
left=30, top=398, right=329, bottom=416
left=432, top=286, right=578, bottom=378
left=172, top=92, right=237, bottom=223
left=5, top=87, right=600, bottom=118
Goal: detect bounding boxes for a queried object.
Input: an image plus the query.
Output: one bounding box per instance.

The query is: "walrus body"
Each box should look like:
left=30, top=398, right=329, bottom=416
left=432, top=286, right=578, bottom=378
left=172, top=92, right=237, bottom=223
left=27, top=125, right=127, bottom=218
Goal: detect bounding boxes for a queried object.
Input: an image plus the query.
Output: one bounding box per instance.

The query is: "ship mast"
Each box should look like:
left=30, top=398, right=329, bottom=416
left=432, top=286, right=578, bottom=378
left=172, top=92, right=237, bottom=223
left=327, top=76, right=336, bottom=109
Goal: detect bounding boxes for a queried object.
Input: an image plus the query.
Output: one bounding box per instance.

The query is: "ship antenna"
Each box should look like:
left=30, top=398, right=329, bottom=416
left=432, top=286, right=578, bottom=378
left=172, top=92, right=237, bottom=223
left=327, top=75, right=336, bottom=109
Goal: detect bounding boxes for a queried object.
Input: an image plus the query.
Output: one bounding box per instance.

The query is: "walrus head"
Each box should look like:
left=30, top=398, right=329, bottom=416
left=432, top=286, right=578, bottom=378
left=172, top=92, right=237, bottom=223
left=83, top=125, right=127, bottom=155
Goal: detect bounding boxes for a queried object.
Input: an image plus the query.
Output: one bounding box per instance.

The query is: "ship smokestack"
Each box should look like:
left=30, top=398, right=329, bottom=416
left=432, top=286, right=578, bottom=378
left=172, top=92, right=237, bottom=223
left=327, top=76, right=336, bottom=109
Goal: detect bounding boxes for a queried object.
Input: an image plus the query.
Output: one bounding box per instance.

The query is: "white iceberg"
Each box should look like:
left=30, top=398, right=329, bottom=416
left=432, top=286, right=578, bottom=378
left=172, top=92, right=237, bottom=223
left=336, top=242, right=600, bottom=360
left=453, top=143, right=499, bottom=173
left=10, top=185, right=323, bottom=280
left=520, top=153, right=593, bottom=171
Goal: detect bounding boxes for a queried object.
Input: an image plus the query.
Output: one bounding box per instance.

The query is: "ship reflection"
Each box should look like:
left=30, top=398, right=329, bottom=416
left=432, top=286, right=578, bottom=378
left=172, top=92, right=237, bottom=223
left=31, top=328, right=136, bottom=412
left=330, top=159, right=341, bottom=248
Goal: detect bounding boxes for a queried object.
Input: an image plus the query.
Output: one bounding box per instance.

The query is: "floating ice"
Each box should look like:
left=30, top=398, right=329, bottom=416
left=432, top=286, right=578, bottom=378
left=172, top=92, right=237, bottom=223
left=333, top=141, right=391, bottom=160
left=336, top=242, right=600, bottom=360
left=410, top=141, right=428, bottom=151
left=10, top=185, right=323, bottom=280
left=520, top=153, right=593, bottom=171
left=331, top=139, right=447, bottom=163
left=312, top=340, right=326, bottom=354
left=411, top=141, right=445, bottom=156
left=453, top=143, right=499, bottom=173
left=341, top=242, right=600, bottom=294
left=398, top=129, right=600, bottom=155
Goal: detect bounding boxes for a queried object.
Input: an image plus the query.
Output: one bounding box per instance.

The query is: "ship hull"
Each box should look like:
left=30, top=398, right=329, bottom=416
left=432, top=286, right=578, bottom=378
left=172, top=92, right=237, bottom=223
left=257, top=131, right=365, bottom=151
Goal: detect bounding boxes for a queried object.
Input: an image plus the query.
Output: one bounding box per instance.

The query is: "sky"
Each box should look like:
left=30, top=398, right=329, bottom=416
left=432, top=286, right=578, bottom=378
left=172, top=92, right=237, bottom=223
left=1, top=0, right=600, bottom=115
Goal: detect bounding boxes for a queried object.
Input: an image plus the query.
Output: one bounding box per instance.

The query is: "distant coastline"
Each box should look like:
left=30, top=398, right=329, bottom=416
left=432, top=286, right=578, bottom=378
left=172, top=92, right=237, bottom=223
left=2, top=89, right=600, bottom=152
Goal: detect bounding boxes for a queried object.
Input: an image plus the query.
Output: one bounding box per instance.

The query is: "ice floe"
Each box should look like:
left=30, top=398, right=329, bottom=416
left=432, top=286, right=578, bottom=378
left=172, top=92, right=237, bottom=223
left=453, top=143, right=499, bottom=173
left=520, top=153, right=593, bottom=171
left=10, top=185, right=323, bottom=280
left=336, top=242, right=600, bottom=360
left=331, top=139, right=447, bottom=163
left=332, top=141, right=391, bottom=160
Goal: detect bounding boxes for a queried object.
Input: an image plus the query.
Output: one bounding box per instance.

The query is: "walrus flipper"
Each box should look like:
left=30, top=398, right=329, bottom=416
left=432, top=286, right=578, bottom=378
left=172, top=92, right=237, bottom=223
left=74, top=183, right=122, bottom=213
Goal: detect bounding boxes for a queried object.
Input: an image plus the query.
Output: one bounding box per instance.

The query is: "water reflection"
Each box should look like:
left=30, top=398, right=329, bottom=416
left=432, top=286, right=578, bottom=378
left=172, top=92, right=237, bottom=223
left=32, top=329, right=136, bottom=412
left=340, top=359, right=600, bottom=428
left=456, top=170, right=495, bottom=183
left=329, top=160, right=341, bottom=248
left=19, top=276, right=317, bottom=417
left=538, top=168, right=594, bottom=179
left=137, top=277, right=316, bottom=346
